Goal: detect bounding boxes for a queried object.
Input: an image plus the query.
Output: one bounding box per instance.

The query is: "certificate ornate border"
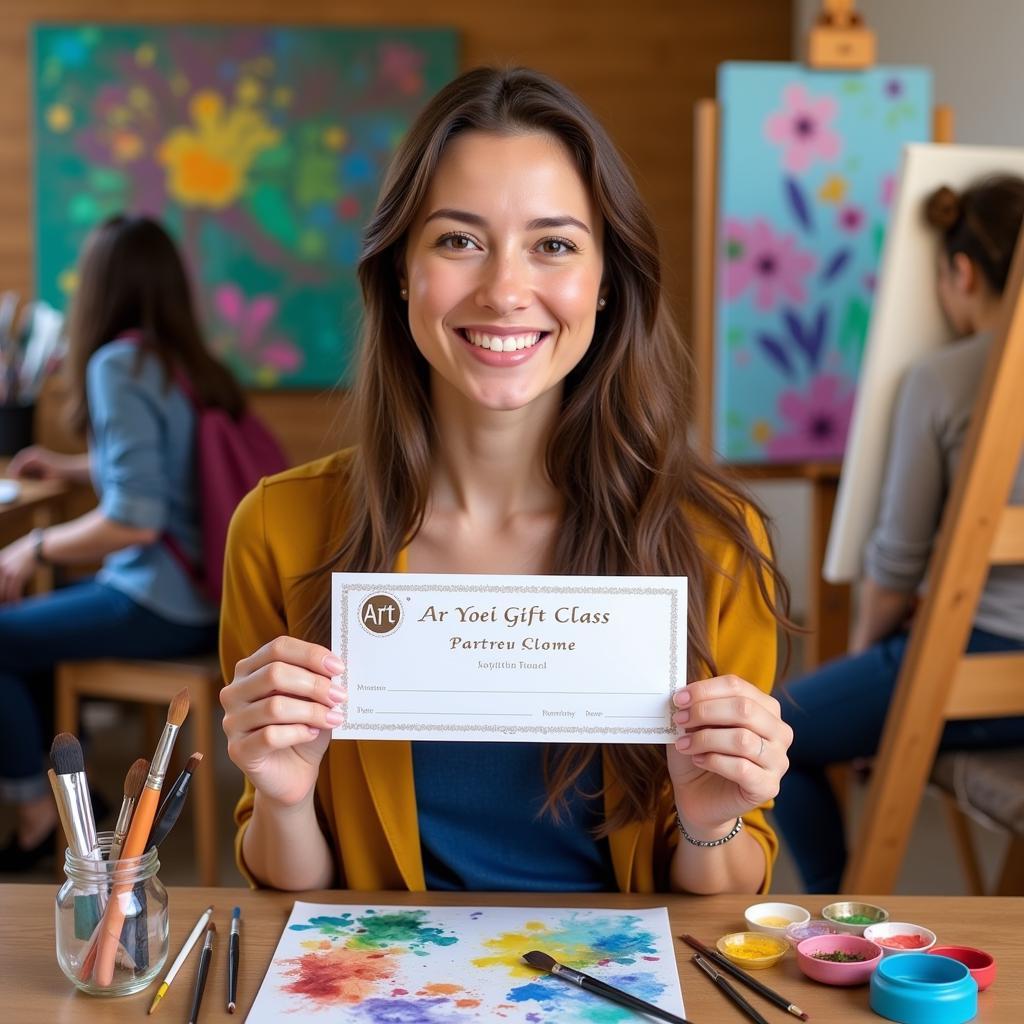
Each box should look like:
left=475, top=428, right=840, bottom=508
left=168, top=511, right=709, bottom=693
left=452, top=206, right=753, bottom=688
left=337, top=580, right=682, bottom=739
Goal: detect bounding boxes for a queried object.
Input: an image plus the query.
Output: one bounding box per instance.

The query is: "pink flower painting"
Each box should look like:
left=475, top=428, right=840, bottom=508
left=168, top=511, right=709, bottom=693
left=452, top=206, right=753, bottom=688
left=766, top=374, right=855, bottom=460
left=213, top=284, right=304, bottom=385
left=765, top=84, right=842, bottom=173
left=722, top=218, right=817, bottom=312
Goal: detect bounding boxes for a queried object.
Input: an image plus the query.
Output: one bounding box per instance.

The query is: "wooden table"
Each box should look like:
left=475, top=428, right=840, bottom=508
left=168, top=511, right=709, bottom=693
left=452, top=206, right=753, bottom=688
left=3, top=886, right=1019, bottom=1021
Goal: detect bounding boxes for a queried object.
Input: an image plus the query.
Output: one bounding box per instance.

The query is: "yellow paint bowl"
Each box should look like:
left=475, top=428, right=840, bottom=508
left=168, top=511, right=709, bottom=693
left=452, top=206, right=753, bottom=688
left=716, top=931, right=789, bottom=970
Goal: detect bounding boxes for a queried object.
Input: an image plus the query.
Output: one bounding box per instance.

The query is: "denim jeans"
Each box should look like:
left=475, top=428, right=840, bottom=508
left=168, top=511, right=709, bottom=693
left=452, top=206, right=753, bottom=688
left=0, top=580, right=217, bottom=802
left=775, top=627, right=1024, bottom=893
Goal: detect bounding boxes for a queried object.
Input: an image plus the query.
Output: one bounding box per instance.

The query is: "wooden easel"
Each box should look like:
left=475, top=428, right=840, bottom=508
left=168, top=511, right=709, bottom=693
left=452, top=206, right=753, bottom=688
left=842, top=228, right=1024, bottom=894
left=692, top=0, right=954, bottom=669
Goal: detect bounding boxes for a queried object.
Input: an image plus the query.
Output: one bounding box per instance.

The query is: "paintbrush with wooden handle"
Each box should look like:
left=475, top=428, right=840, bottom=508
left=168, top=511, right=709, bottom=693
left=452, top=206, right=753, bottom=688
left=85, top=688, right=189, bottom=986
left=109, top=758, right=149, bottom=862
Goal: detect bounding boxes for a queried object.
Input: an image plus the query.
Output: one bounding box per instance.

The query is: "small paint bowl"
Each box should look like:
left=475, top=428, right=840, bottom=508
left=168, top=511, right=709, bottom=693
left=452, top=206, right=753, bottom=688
left=796, top=934, right=882, bottom=986
left=864, top=922, right=937, bottom=957
left=744, top=901, right=810, bottom=938
left=786, top=918, right=844, bottom=948
left=821, top=900, right=889, bottom=935
left=716, top=931, right=789, bottom=970
left=929, top=946, right=996, bottom=992
left=870, top=953, right=977, bottom=1024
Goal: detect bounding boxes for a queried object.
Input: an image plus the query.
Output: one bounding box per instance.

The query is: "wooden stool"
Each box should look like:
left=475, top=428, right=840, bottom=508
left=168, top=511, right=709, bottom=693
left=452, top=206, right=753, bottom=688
left=55, top=656, right=222, bottom=886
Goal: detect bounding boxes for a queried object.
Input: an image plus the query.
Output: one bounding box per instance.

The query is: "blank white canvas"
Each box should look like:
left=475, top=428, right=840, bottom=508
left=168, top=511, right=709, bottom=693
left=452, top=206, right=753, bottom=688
left=824, top=143, right=1024, bottom=583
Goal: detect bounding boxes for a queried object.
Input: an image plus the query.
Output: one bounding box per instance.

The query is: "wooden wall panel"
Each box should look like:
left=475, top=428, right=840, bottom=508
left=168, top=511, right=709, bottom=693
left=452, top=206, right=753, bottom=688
left=4, top=0, right=791, bottom=464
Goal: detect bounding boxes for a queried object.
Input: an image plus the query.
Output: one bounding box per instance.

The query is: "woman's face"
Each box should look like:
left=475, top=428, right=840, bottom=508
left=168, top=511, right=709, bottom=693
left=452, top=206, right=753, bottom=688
left=403, top=130, right=605, bottom=412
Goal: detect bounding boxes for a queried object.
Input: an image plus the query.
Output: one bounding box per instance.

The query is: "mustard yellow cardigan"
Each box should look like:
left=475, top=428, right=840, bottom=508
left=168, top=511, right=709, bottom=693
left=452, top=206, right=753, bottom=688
left=220, top=451, right=780, bottom=893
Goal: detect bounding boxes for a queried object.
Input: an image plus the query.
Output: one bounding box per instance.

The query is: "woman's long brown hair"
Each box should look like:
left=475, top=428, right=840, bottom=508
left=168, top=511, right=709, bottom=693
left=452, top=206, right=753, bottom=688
left=306, top=67, right=791, bottom=834
left=65, top=214, right=245, bottom=434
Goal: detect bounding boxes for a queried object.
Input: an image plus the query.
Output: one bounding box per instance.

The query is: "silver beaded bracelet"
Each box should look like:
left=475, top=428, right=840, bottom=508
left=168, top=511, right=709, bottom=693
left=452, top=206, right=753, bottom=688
left=676, top=814, right=744, bottom=848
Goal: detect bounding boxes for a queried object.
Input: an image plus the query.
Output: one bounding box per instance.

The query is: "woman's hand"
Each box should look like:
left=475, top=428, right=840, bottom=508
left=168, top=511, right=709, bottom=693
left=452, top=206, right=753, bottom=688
left=666, top=674, right=792, bottom=837
left=0, top=535, right=37, bottom=603
left=221, top=636, right=346, bottom=809
left=7, top=445, right=70, bottom=480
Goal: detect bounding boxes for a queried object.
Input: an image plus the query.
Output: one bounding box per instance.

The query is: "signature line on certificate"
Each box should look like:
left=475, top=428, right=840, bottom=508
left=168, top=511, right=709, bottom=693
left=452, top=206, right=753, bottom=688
left=373, top=711, right=530, bottom=717
left=387, top=688, right=665, bottom=695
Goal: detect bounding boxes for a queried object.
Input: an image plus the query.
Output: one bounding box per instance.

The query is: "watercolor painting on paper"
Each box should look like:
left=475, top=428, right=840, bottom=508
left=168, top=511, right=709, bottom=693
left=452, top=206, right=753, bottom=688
left=245, top=902, right=685, bottom=1022
left=33, top=25, right=456, bottom=388
left=714, top=62, right=933, bottom=462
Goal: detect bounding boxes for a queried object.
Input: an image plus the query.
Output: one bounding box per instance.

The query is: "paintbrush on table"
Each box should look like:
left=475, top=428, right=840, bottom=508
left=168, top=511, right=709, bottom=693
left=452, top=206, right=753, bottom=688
left=692, top=955, right=770, bottom=1024
left=680, top=933, right=809, bottom=1020
left=85, top=688, right=190, bottom=986
left=147, top=752, right=202, bottom=849
left=522, top=950, right=692, bottom=1024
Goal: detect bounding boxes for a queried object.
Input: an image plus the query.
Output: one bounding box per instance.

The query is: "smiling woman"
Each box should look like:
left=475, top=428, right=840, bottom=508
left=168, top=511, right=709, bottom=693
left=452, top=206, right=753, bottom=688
left=219, top=66, right=796, bottom=898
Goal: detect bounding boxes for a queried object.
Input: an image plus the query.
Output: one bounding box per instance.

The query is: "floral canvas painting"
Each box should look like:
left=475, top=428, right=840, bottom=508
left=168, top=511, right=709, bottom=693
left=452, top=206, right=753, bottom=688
left=34, top=25, right=457, bottom=388
left=245, top=902, right=685, bottom=1022
left=715, top=62, right=932, bottom=462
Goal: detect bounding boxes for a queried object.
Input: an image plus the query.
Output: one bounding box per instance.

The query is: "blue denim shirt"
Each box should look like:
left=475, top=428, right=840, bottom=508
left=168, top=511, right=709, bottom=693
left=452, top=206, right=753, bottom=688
left=88, top=339, right=217, bottom=625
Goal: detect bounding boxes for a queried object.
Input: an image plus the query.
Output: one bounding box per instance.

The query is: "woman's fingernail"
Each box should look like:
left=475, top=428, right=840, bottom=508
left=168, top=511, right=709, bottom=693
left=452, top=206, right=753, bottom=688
left=674, top=710, right=690, bottom=726
left=673, top=688, right=691, bottom=708
left=675, top=735, right=692, bottom=751
left=328, top=685, right=345, bottom=704
left=325, top=710, right=344, bottom=725
left=692, top=755, right=706, bottom=766
left=323, top=655, right=345, bottom=675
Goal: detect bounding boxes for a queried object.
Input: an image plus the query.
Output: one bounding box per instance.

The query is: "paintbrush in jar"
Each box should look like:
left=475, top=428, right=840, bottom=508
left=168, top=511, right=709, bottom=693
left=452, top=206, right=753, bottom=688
left=109, top=758, right=149, bottom=862
left=86, top=688, right=190, bottom=986
left=50, top=733, right=100, bottom=861
left=147, top=752, right=202, bottom=849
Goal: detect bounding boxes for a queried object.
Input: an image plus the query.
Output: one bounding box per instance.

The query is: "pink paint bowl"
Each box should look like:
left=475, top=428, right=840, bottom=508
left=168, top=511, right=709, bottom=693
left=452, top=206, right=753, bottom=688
left=864, top=922, right=937, bottom=957
left=797, top=934, right=883, bottom=986
left=928, top=946, right=996, bottom=992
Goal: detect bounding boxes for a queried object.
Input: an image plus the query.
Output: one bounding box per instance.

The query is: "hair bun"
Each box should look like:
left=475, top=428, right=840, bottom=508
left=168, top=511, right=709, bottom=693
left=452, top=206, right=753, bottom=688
left=925, top=185, right=962, bottom=230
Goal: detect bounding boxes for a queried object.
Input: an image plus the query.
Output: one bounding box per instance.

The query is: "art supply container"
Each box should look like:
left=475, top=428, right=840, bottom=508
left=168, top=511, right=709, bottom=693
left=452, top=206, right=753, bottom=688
left=864, top=922, right=937, bottom=956
left=0, top=401, right=34, bottom=456
left=796, top=934, right=882, bottom=986
left=744, top=900, right=810, bottom=938
left=929, top=946, right=996, bottom=992
left=821, top=900, right=888, bottom=935
left=55, top=832, right=169, bottom=996
left=785, top=918, right=843, bottom=947
left=870, top=952, right=978, bottom=1024
left=715, top=931, right=788, bottom=969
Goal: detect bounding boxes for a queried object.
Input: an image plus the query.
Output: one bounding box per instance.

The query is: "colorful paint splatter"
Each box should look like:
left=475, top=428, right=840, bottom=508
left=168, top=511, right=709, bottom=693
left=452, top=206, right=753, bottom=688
left=715, top=63, right=933, bottom=462
left=245, top=903, right=685, bottom=1022
left=33, top=25, right=457, bottom=388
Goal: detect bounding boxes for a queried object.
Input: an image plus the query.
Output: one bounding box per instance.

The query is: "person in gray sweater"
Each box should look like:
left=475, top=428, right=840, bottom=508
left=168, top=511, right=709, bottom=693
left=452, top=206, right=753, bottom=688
left=775, top=174, right=1024, bottom=893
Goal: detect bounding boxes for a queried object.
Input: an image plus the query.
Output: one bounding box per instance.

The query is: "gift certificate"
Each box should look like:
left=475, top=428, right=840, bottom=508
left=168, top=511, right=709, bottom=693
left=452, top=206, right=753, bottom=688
left=331, top=572, right=686, bottom=743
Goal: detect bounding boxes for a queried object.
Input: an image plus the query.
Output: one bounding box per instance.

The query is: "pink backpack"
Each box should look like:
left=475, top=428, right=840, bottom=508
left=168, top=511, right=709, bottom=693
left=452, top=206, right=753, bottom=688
left=167, top=379, right=289, bottom=605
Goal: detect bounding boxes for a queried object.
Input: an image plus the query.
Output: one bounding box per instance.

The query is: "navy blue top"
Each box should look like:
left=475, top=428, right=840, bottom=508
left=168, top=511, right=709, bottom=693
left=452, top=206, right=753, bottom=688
left=89, top=339, right=217, bottom=626
left=412, top=741, right=616, bottom=891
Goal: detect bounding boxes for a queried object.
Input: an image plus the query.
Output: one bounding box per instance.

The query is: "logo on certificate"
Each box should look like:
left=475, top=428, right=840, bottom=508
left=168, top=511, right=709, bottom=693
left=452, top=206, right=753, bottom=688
left=358, top=593, right=403, bottom=636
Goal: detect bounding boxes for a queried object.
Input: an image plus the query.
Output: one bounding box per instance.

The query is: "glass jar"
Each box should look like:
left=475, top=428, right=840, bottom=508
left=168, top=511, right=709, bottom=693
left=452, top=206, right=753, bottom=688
left=55, top=831, right=169, bottom=996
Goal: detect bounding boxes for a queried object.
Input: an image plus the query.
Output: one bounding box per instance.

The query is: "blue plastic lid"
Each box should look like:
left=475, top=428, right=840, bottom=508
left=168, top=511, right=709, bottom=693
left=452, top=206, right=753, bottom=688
left=870, top=953, right=978, bottom=1024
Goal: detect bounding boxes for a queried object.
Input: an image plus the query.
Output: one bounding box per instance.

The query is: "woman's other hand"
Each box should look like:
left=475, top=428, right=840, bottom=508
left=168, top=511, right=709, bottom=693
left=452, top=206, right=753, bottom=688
left=221, top=636, right=346, bottom=809
left=0, top=535, right=37, bottom=603
left=7, top=445, right=70, bottom=480
left=667, top=674, right=792, bottom=836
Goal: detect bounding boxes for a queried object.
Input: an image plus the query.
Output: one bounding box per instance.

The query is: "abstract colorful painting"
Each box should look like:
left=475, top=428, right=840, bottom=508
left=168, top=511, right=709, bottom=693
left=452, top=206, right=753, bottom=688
left=714, top=62, right=932, bottom=462
left=246, top=902, right=686, bottom=1022
left=33, top=25, right=457, bottom=388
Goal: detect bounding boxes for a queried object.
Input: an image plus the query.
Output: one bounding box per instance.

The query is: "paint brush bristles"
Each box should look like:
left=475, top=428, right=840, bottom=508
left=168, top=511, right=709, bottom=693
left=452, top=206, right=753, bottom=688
left=167, top=688, right=190, bottom=728
left=50, top=732, right=86, bottom=776
left=109, top=758, right=149, bottom=862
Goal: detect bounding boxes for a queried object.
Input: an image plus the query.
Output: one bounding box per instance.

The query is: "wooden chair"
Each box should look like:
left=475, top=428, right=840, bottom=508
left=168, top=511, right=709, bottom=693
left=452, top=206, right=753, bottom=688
left=842, top=228, right=1024, bottom=894
left=55, top=655, right=222, bottom=886
left=931, top=749, right=1024, bottom=895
